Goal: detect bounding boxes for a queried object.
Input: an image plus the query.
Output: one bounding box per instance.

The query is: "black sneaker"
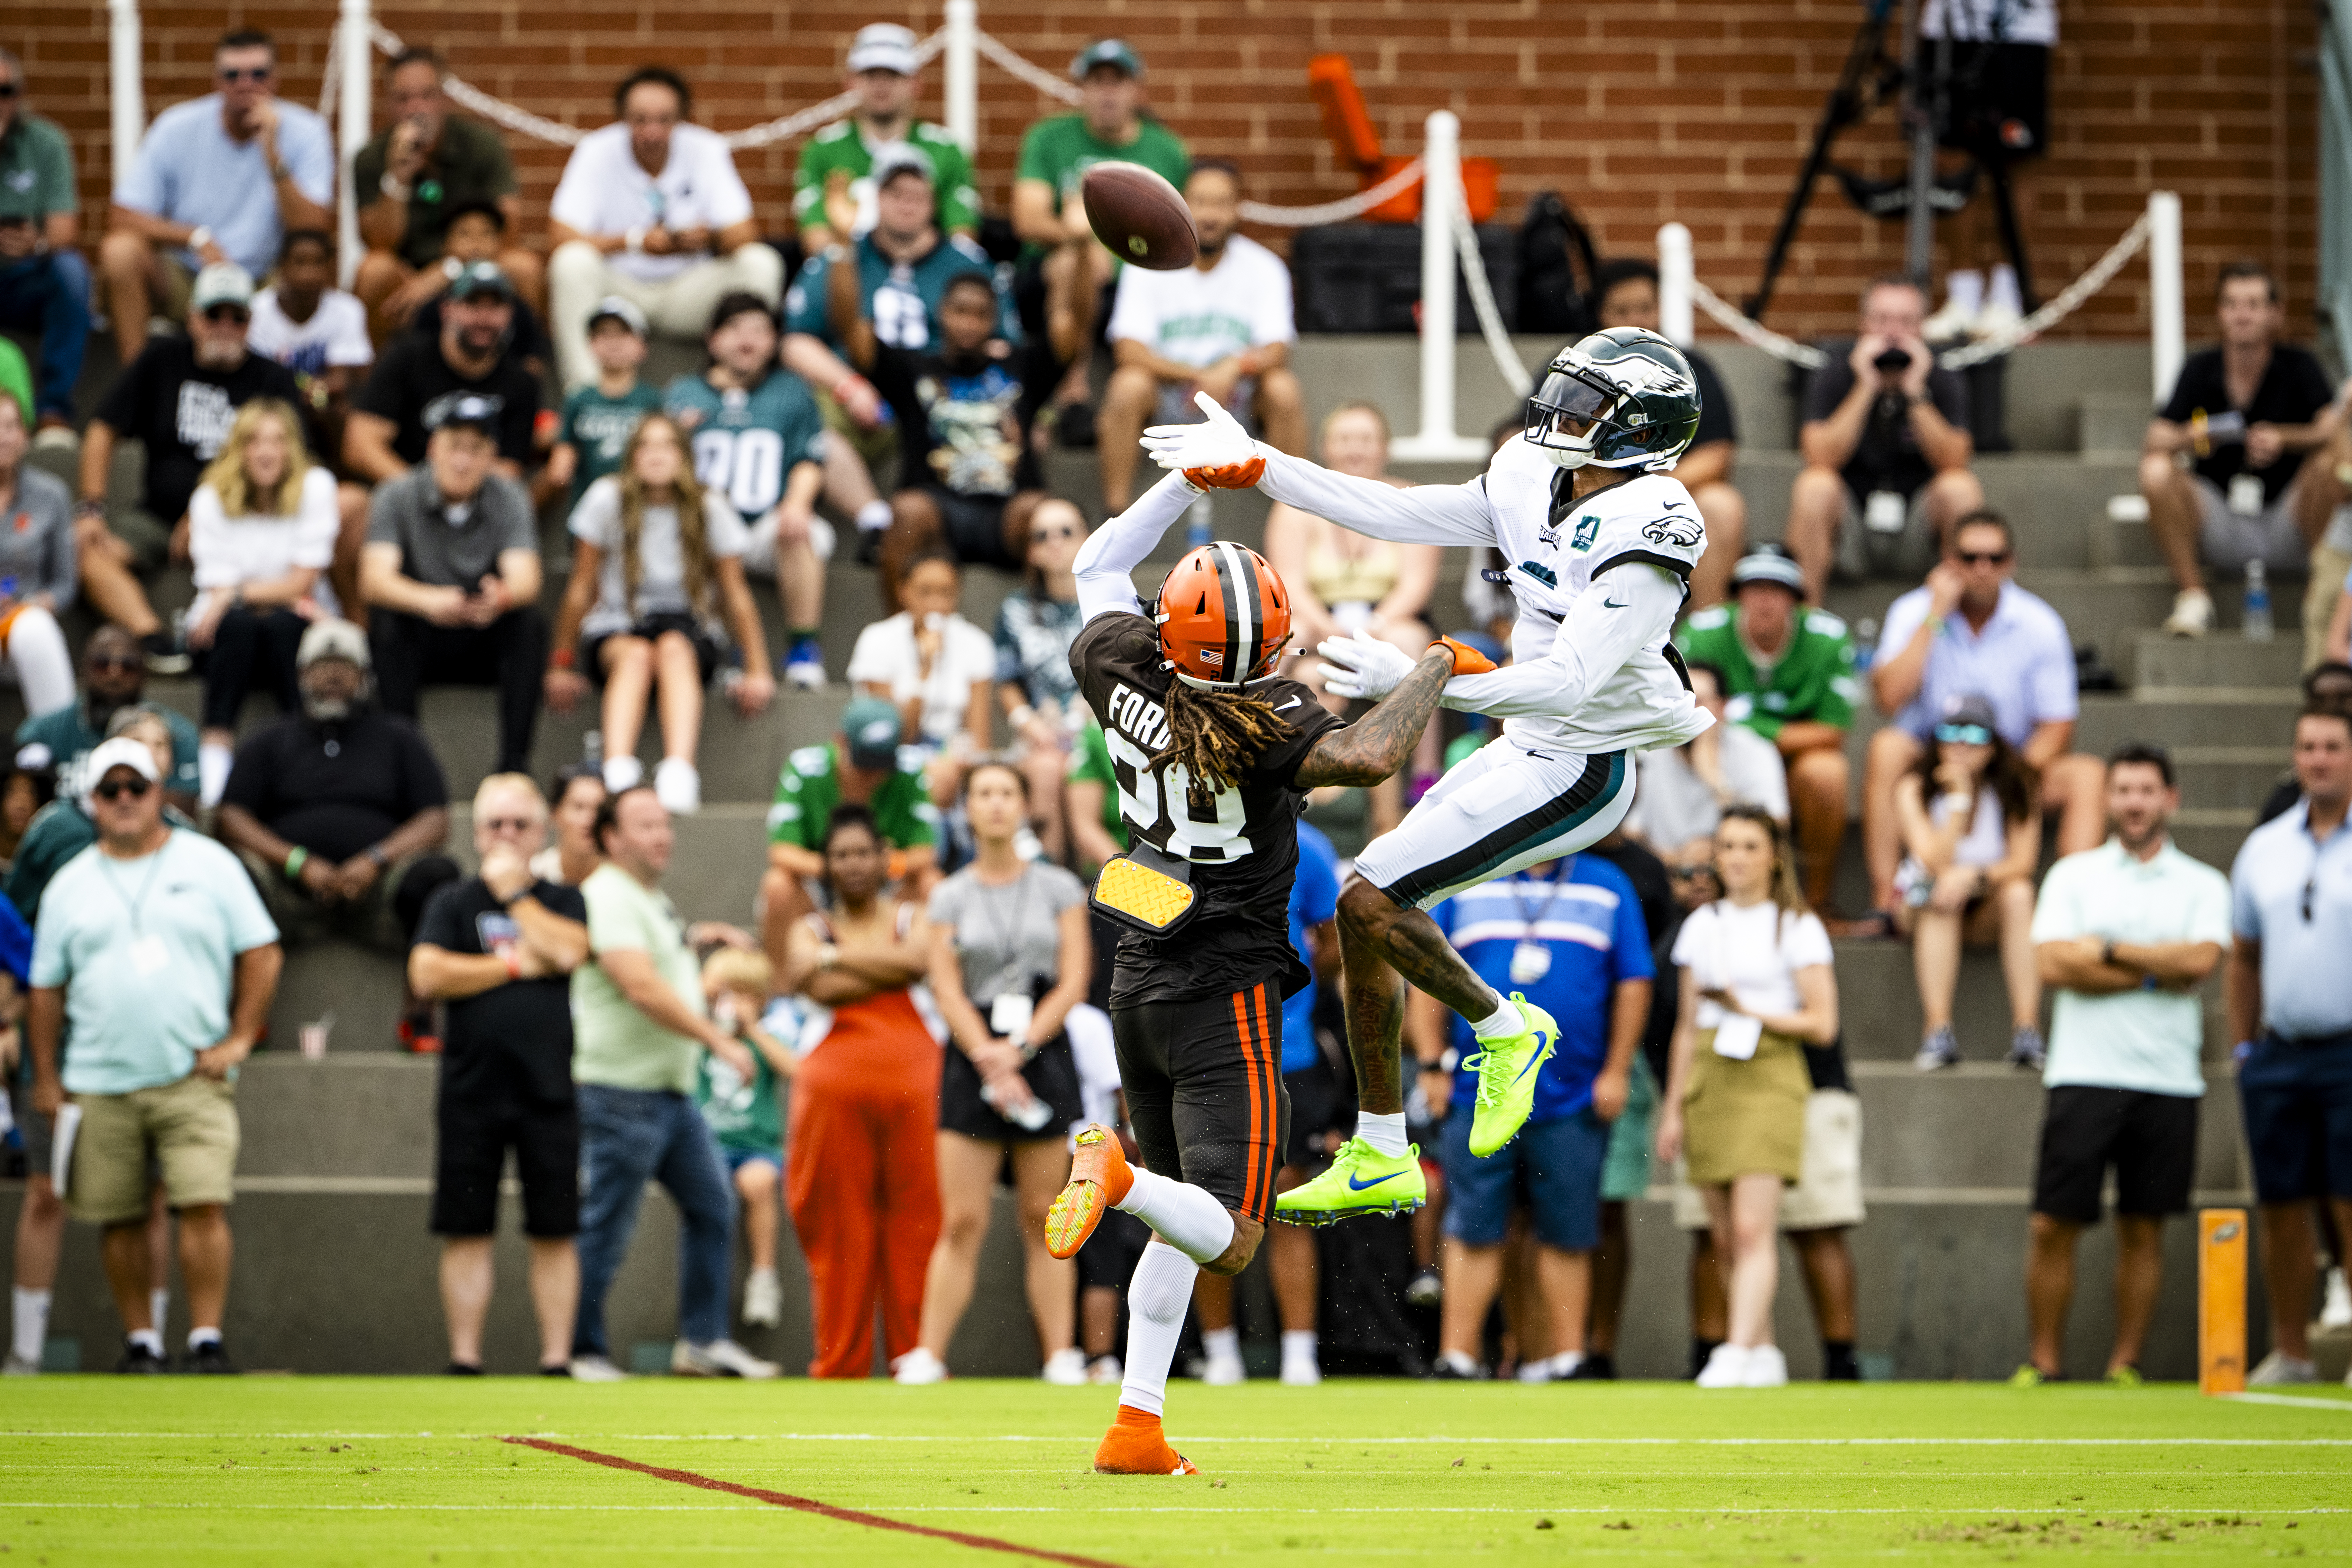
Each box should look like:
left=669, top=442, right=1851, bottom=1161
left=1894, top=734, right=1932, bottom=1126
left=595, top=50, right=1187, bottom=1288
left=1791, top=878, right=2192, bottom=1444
left=140, top=631, right=192, bottom=676
left=540, top=1362, right=576, bottom=1378
left=1564, top=1352, right=1617, bottom=1380
left=186, top=1339, right=238, bottom=1374
left=854, top=527, right=885, bottom=568
left=117, top=1338, right=167, bottom=1374
left=1429, top=1353, right=1484, bottom=1381
left=445, top=1361, right=484, bottom=1376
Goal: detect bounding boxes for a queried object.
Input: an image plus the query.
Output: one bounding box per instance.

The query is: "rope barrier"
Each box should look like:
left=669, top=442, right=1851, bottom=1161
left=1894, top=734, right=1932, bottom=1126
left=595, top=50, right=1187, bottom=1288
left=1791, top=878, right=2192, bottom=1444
left=1449, top=192, right=1533, bottom=400
left=970, top=29, right=1084, bottom=105
left=1238, top=160, right=1423, bottom=227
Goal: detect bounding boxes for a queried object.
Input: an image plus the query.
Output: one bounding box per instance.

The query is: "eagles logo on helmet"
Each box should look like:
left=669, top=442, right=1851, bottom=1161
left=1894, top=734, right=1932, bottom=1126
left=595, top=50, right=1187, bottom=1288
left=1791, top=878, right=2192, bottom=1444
left=1524, top=325, right=1704, bottom=473
left=1155, top=541, right=1293, bottom=691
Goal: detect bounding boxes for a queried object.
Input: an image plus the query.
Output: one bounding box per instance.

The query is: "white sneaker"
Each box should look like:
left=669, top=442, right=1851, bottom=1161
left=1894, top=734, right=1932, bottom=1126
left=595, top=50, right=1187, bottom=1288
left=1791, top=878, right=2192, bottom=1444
left=892, top=1346, right=948, bottom=1385
left=2247, top=1350, right=2319, bottom=1386
left=1202, top=1350, right=1246, bottom=1386
left=2163, top=588, right=2214, bottom=639
left=1695, top=1343, right=1752, bottom=1388
left=1040, top=1347, right=1088, bottom=1385
left=1431, top=1349, right=1484, bottom=1380
left=1515, top=1357, right=1555, bottom=1385
left=30, top=424, right=77, bottom=453
left=1922, top=295, right=1981, bottom=343
left=1969, top=297, right=2024, bottom=345
left=567, top=1354, right=628, bottom=1383
left=1085, top=1353, right=1124, bottom=1385
left=671, top=1337, right=780, bottom=1379
left=602, top=754, right=644, bottom=792
left=2319, top=1266, right=2351, bottom=1331
left=742, top=1268, right=782, bottom=1329
left=1281, top=1355, right=1323, bottom=1387
left=3, top=1352, right=39, bottom=1377
left=654, top=757, right=701, bottom=815
left=1741, top=1344, right=1790, bottom=1387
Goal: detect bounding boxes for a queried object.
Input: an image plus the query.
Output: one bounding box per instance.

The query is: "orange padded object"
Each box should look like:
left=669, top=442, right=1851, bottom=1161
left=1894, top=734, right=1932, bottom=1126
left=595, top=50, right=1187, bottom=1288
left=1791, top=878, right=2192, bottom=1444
left=1308, top=55, right=1384, bottom=172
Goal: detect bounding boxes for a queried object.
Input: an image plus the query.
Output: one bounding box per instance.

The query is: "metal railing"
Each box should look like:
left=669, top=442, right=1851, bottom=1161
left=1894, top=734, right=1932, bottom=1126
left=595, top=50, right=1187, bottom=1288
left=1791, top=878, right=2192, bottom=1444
left=2321, top=1, right=2352, bottom=371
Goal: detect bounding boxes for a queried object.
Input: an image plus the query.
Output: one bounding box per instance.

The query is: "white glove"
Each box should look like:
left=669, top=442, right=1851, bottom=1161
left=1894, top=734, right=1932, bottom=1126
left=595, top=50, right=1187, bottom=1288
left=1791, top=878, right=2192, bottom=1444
left=1315, top=631, right=1418, bottom=701
left=1141, top=390, right=1260, bottom=474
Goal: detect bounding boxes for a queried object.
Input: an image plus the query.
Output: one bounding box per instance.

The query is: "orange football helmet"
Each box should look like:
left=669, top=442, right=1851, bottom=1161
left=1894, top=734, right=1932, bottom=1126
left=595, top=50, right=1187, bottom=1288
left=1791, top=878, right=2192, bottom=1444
left=1155, top=541, right=1293, bottom=691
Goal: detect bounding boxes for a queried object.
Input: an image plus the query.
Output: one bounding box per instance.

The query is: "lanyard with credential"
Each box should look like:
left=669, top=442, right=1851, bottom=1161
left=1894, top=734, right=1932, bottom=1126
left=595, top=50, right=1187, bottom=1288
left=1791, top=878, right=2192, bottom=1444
left=1509, top=857, right=1572, bottom=987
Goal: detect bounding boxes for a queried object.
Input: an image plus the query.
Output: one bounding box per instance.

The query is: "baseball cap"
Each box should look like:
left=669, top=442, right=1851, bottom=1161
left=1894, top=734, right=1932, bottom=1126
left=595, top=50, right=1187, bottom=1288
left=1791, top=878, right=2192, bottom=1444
left=1730, top=543, right=1807, bottom=595
left=1935, top=693, right=2000, bottom=738
left=847, top=22, right=921, bottom=76
left=297, top=617, right=373, bottom=672
left=1069, top=39, right=1143, bottom=81
left=871, top=140, right=936, bottom=188
left=190, top=262, right=256, bottom=313
left=424, top=392, right=504, bottom=437
left=840, top=696, right=902, bottom=769
left=448, top=260, right=516, bottom=303
left=586, top=295, right=649, bottom=338
left=79, top=736, right=162, bottom=817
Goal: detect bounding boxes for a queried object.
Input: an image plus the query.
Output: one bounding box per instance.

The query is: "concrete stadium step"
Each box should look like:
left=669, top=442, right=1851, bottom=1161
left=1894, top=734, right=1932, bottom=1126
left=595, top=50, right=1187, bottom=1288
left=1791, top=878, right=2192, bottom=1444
left=2127, top=631, right=2308, bottom=690
left=1826, top=937, right=2227, bottom=1063
left=1734, top=452, right=2141, bottom=568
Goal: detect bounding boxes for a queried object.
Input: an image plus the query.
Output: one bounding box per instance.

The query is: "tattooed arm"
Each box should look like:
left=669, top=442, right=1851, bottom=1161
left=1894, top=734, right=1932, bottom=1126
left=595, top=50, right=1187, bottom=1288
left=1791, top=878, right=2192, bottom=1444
left=1292, top=648, right=1454, bottom=787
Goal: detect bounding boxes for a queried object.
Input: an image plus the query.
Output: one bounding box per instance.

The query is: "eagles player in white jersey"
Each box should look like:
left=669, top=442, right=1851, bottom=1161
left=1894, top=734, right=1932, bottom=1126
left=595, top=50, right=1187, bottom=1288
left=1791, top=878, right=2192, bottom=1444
left=1142, top=326, right=1714, bottom=1219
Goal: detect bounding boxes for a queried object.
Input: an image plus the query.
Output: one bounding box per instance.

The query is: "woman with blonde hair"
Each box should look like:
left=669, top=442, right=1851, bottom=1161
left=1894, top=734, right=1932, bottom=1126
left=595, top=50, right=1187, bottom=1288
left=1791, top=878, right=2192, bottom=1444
left=186, top=396, right=338, bottom=805
left=0, top=394, right=80, bottom=727
left=546, top=412, right=774, bottom=816
left=1263, top=402, right=1441, bottom=683
left=1654, top=805, right=1839, bottom=1388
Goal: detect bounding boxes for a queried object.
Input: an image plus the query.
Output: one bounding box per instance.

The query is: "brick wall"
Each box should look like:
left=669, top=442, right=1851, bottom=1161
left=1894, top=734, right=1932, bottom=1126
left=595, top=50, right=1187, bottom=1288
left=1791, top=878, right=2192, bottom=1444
left=10, top=1, right=2322, bottom=344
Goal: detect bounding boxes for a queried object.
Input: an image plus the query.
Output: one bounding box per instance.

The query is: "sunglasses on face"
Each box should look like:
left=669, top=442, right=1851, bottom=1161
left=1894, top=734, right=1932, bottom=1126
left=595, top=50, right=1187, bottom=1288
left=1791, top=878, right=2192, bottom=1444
left=95, top=776, right=153, bottom=802
left=217, top=66, right=273, bottom=84
left=201, top=306, right=251, bottom=326
left=1030, top=526, right=1078, bottom=545
left=0, top=83, right=20, bottom=99
left=1934, top=723, right=1993, bottom=746
left=87, top=654, right=141, bottom=673
left=1956, top=550, right=2011, bottom=566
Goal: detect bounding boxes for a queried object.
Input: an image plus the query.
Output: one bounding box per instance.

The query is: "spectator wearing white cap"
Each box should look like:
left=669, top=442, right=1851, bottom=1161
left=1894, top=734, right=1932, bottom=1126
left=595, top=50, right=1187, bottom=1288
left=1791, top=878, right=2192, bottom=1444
left=98, top=28, right=332, bottom=364
left=795, top=25, right=980, bottom=249
left=214, top=618, right=461, bottom=1050
left=77, top=261, right=304, bottom=673
left=26, top=733, right=283, bottom=1373
left=546, top=66, right=783, bottom=390
left=544, top=297, right=662, bottom=516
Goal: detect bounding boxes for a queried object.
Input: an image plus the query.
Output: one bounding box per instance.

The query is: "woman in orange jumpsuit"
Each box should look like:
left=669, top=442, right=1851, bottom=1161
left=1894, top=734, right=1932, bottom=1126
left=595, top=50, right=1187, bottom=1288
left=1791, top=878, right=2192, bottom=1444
left=782, top=805, right=941, bottom=1377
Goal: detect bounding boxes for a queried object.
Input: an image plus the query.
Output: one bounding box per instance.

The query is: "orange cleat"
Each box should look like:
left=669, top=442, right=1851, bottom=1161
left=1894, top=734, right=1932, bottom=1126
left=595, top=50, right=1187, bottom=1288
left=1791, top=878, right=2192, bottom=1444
left=1046, top=1125, right=1134, bottom=1260
left=1093, top=1405, right=1201, bottom=1476
left=1183, top=454, right=1266, bottom=491
left=1434, top=635, right=1498, bottom=676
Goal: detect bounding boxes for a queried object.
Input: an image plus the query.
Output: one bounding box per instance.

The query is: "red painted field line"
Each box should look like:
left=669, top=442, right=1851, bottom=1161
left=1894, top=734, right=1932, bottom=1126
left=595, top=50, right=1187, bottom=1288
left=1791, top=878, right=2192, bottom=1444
left=502, top=1435, right=1138, bottom=1568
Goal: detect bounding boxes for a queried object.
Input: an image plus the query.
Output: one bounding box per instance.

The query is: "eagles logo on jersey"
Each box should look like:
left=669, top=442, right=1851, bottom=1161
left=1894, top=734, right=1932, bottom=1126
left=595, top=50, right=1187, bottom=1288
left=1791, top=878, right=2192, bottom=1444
left=1643, top=511, right=1705, bottom=550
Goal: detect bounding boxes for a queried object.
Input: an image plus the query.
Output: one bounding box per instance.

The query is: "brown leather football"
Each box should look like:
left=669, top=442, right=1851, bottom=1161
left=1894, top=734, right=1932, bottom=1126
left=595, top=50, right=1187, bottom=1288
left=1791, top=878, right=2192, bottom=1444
left=1080, top=162, right=1200, bottom=271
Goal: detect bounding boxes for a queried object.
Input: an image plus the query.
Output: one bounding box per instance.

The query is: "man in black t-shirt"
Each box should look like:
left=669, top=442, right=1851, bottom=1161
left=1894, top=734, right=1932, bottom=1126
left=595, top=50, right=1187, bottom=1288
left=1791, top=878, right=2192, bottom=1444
left=410, top=772, right=590, bottom=1375
left=1785, top=276, right=1985, bottom=602
left=346, top=260, right=540, bottom=477
left=2142, top=260, right=2344, bottom=642
left=75, top=262, right=306, bottom=670
left=215, top=618, right=461, bottom=1048
left=1591, top=258, right=1748, bottom=607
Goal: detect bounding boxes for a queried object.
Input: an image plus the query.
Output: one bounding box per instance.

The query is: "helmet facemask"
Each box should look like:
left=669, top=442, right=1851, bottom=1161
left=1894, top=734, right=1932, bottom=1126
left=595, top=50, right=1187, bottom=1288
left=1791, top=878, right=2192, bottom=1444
left=1524, top=364, right=1625, bottom=471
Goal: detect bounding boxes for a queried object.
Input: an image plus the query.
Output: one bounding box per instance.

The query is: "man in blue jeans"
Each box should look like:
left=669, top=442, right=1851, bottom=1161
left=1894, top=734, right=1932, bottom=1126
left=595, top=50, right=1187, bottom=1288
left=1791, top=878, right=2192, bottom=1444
left=567, top=785, right=778, bottom=1380
left=0, top=52, right=92, bottom=439
left=1411, top=850, right=1653, bottom=1381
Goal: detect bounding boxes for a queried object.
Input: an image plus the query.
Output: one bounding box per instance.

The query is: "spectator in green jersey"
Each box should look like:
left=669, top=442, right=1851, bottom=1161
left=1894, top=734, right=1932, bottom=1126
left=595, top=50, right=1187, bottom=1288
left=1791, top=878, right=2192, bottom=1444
left=1675, top=544, right=1862, bottom=912
left=542, top=296, right=661, bottom=515
left=793, top=25, right=979, bottom=249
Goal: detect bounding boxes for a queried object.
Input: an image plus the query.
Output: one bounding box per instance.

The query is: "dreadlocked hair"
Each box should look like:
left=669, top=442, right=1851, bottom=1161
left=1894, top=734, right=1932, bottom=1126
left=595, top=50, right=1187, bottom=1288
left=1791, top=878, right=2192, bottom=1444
left=1152, top=680, right=1293, bottom=794
left=615, top=413, right=713, bottom=619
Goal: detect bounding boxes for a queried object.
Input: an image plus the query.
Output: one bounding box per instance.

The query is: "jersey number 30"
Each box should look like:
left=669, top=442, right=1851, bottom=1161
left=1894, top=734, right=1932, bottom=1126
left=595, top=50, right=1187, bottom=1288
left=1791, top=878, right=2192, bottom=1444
left=1103, top=728, right=1250, bottom=862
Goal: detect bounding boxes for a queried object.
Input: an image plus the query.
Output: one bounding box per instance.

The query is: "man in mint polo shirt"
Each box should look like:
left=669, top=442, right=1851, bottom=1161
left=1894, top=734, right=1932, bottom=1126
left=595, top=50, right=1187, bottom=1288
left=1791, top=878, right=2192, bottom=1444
left=568, top=784, right=778, bottom=1383
left=2012, top=741, right=2231, bottom=1387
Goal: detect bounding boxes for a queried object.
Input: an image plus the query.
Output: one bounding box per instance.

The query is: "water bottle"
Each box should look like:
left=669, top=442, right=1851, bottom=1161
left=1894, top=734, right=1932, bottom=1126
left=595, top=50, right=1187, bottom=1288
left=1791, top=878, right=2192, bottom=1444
left=1852, top=616, right=1879, bottom=673
left=1185, top=491, right=1214, bottom=550
left=582, top=730, right=606, bottom=773
left=2243, top=560, right=2273, bottom=643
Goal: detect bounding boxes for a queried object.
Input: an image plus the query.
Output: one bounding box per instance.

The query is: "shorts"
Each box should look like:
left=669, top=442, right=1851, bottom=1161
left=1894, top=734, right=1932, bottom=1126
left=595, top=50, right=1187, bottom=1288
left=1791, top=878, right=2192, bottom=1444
left=1833, top=481, right=1941, bottom=579
left=1935, top=40, right=2051, bottom=162
left=2238, top=1032, right=2352, bottom=1204
left=1781, top=1088, right=1867, bottom=1230
left=240, top=846, right=461, bottom=954
left=1599, top=1055, right=1660, bottom=1203
left=737, top=511, right=836, bottom=580
left=1076, top=1203, right=1153, bottom=1292
left=67, top=1074, right=239, bottom=1227
left=431, top=1089, right=580, bottom=1238
left=2030, top=1084, right=2197, bottom=1224
left=1358, top=735, right=1635, bottom=910
left=108, top=505, right=175, bottom=574
left=938, top=1035, right=1085, bottom=1143
left=722, top=1145, right=782, bottom=1177
left=920, top=485, right=1023, bottom=573
left=1283, top=1063, right=1341, bottom=1171
left=1440, top=1102, right=1608, bottom=1252
left=2193, top=474, right=2310, bottom=577
left=581, top=611, right=724, bottom=690
left=817, top=391, right=899, bottom=478
left=1111, top=980, right=1289, bottom=1224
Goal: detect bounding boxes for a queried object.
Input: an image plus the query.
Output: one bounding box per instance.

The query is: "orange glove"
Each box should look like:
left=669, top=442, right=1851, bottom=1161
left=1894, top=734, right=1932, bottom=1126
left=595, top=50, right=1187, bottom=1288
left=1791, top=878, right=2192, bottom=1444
left=1435, top=635, right=1497, bottom=675
left=1183, top=454, right=1266, bottom=491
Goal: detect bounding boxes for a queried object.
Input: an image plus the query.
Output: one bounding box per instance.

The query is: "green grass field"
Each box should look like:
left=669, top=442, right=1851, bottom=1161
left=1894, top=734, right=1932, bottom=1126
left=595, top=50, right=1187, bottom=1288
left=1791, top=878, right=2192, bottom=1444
left=3, top=1378, right=2348, bottom=1565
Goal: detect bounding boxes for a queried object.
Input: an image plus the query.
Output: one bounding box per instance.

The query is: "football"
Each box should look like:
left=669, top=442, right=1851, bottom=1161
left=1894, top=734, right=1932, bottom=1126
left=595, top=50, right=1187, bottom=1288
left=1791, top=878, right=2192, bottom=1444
left=1080, top=162, right=1200, bottom=270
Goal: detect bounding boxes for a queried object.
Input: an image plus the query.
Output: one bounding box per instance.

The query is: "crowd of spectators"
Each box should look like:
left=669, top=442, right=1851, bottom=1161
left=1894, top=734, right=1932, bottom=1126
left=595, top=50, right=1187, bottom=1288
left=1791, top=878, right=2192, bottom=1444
left=0, top=20, right=2341, bottom=1390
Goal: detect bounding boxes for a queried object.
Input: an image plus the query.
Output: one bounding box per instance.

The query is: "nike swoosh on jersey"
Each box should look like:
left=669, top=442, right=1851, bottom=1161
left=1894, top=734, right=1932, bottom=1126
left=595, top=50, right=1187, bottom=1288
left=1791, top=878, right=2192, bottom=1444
left=1273, top=696, right=1303, bottom=712
left=1347, top=1171, right=1403, bottom=1191
left=1601, top=597, right=1631, bottom=610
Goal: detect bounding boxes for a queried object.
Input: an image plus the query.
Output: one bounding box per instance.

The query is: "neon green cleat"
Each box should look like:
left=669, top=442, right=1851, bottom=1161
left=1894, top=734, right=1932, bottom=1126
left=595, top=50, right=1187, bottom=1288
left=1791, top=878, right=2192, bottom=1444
left=1274, top=1138, right=1427, bottom=1227
left=1464, top=994, right=1557, bottom=1157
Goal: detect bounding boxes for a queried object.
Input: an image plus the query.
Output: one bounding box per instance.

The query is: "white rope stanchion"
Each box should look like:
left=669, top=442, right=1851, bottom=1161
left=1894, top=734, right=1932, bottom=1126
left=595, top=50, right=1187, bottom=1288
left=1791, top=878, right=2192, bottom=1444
left=1237, top=160, right=1423, bottom=228
left=972, top=29, right=1084, bottom=105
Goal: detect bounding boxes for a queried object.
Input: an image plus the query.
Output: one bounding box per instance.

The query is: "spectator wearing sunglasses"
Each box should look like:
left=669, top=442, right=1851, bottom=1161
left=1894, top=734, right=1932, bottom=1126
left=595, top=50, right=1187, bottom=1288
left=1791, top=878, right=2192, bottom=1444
left=993, top=502, right=1091, bottom=862
left=2012, top=741, right=2230, bottom=1386
left=99, top=28, right=332, bottom=367
left=1860, top=510, right=2105, bottom=930
left=2227, top=704, right=2352, bottom=1386
left=11, top=629, right=201, bottom=813
left=76, top=263, right=305, bottom=674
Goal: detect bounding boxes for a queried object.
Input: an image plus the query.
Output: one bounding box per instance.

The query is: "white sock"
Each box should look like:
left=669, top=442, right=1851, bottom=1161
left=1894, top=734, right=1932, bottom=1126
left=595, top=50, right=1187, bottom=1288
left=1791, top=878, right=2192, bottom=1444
left=1551, top=1350, right=1584, bottom=1377
left=1356, top=1111, right=1408, bottom=1159
left=1117, top=1240, right=1199, bottom=1418
left=1114, top=1168, right=1235, bottom=1265
left=197, top=743, right=233, bottom=810
left=1470, top=994, right=1522, bottom=1040
left=12, top=1287, right=50, bottom=1364
left=855, top=499, right=893, bottom=534
left=149, top=1288, right=170, bottom=1340
left=1985, top=263, right=2023, bottom=314
left=1281, top=1329, right=1318, bottom=1365
left=1203, top=1326, right=1240, bottom=1363
left=1942, top=268, right=1985, bottom=315
left=187, top=1326, right=221, bottom=1352
left=129, top=1328, right=164, bottom=1357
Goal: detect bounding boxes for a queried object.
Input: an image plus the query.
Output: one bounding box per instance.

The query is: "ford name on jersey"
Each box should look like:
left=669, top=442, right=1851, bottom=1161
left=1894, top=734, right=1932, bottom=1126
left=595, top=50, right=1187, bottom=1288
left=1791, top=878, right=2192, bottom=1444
left=1103, top=681, right=1173, bottom=754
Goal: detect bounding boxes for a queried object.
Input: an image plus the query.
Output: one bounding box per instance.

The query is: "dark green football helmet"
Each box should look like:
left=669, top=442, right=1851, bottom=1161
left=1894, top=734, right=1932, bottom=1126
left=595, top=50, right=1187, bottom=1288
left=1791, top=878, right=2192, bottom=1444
left=1524, top=326, right=1703, bottom=472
